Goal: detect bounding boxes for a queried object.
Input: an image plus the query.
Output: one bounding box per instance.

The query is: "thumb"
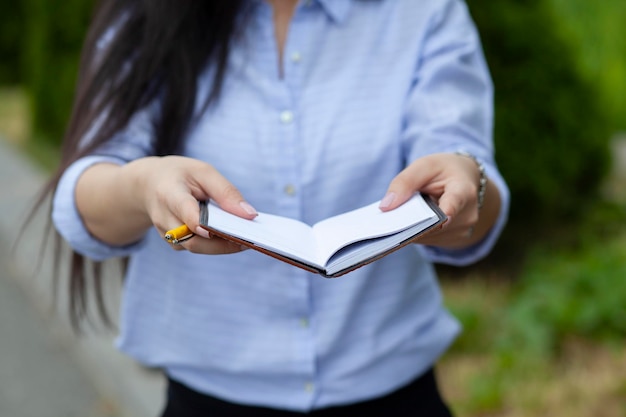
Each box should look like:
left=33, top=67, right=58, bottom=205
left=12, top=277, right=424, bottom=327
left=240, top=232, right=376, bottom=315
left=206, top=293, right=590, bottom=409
left=200, top=166, right=258, bottom=219
left=379, top=159, right=436, bottom=211
left=179, top=164, right=258, bottom=233
left=207, top=181, right=258, bottom=220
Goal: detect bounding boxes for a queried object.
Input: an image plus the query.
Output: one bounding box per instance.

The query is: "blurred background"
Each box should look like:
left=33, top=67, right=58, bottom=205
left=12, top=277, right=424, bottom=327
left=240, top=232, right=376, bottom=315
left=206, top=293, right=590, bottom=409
left=1, top=0, right=625, bottom=416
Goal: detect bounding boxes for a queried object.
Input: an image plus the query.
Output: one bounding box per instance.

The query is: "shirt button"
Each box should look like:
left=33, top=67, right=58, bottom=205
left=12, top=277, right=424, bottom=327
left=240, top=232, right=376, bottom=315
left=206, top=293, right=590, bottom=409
left=304, top=382, right=314, bottom=392
left=291, top=52, right=302, bottom=63
left=280, top=110, right=294, bottom=124
left=284, top=184, right=297, bottom=196
left=299, top=318, right=309, bottom=328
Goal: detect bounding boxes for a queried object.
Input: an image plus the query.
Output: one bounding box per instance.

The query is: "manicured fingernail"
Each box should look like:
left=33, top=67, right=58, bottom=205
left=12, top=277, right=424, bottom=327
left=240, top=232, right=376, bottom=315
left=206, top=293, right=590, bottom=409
left=195, top=226, right=211, bottom=238
left=240, top=201, right=258, bottom=216
left=379, top=192, right=396, bottom=209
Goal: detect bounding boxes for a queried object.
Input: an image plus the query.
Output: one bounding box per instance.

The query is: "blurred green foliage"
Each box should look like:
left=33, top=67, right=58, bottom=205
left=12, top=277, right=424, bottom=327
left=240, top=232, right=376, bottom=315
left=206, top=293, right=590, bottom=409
left=446, top=202, right=626, bottom=413
left=550, top=0, right=626, bottom=133
left=21, top=0, right=93, bottom=145
left=498, top=202, right=626, bottom=356
left=468, top=0, right=612, bottom=262
left=0, top=1, right=24, bottom=84
left=450, top=202, right=626, bottom=356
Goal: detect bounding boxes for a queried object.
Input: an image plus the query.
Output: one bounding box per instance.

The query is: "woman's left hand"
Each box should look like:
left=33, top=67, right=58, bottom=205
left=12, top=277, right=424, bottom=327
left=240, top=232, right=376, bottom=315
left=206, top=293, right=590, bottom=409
left=379, top=153, right=501, bottom=249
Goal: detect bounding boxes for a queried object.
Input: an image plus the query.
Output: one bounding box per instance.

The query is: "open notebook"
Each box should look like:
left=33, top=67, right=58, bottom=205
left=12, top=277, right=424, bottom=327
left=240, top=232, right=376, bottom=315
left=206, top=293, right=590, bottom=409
left=199, top=194, right=446, bottom=278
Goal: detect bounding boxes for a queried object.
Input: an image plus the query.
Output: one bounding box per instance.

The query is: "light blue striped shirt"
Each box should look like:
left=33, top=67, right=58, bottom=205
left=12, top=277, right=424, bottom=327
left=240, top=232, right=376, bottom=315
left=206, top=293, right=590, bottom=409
left=53, top=0, right=509, bottom=411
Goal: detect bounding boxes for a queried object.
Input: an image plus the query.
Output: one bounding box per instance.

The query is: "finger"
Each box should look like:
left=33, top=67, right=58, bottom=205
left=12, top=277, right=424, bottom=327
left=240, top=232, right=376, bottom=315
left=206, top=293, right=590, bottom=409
left=379, top=157, right=439, bottom=211
left=437, top=180, right=470, bottom=220
left=160, top=222, right=243, bottom=254
left=153, top=194, right=197, bottom=237
left=169, top=192, right=207, bottom=239
left=181, top=234, right=248, bottom=255
left=169, top=242, right=187, bottom=251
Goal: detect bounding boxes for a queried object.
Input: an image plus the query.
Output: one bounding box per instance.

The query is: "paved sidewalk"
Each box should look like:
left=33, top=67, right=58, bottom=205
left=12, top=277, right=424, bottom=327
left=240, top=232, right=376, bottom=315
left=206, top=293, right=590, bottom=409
left=0, top=138, right=164, bottom=417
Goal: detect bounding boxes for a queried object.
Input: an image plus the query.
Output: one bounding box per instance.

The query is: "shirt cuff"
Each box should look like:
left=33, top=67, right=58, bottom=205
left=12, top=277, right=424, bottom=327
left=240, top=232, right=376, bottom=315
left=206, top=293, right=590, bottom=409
left=418, top=164, right=510, bottom=266
left=52, top=156, right=145, bottom=261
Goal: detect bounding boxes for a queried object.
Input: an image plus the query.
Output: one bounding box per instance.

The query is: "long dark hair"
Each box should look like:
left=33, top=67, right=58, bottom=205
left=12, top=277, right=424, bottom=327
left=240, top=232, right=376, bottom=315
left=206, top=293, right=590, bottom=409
left=41, top=0, right=246, bottom=328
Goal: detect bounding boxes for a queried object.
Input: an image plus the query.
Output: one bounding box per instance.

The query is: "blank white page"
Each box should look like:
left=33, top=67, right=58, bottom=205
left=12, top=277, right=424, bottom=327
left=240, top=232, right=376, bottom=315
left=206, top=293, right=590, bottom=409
left=312, top=194, right=437, bottom=264
left=206, top=202, right=318, bottom=264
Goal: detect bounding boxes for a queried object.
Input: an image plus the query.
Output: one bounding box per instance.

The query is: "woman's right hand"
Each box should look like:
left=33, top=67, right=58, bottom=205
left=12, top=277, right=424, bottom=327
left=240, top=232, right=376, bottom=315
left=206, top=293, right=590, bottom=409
left=75, top=155, right=257, bottom=254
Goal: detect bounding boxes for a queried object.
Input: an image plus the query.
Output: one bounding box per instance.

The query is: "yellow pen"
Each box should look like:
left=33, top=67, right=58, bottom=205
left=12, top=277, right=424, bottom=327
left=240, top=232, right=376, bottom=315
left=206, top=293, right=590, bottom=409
left=164, top=224, right=194, bottom=244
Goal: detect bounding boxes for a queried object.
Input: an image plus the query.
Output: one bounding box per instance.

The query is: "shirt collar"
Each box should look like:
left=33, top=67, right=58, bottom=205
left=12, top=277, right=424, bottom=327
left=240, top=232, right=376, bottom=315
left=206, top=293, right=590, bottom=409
left=308, top=0, right=351, bottom=24
left=249, top=0, right=352, bottom=25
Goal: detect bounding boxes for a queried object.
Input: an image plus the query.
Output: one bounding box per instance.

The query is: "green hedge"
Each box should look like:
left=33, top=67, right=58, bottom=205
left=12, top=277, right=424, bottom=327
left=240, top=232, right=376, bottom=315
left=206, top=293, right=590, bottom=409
left=22, top=0, right=93, bottom=144
left=468, top=0, right=612, bottom=261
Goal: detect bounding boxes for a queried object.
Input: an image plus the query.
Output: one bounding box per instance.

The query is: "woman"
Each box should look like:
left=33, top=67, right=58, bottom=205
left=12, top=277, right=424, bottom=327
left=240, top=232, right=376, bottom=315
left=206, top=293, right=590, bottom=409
left=50, top=0, right=509, bottom=415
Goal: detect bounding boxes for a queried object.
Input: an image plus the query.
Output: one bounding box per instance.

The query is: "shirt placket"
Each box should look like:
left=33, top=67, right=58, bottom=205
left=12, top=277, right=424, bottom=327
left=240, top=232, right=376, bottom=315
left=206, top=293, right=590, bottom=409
left=275, top=6, right=320, bottom=407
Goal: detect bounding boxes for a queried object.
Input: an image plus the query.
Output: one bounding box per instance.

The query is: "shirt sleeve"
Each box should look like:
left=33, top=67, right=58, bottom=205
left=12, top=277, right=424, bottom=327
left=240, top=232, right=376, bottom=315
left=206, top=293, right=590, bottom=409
left=402, top=0, right=510, bottom=266
left=52, top=106, right=157, bottom=261
left=52, top=156, right=143, bottom=261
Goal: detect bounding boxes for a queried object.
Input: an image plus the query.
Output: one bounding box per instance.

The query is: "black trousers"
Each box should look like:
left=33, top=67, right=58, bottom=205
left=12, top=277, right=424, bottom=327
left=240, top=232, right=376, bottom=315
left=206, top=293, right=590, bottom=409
left=160, top=368, right=454, bottom=417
